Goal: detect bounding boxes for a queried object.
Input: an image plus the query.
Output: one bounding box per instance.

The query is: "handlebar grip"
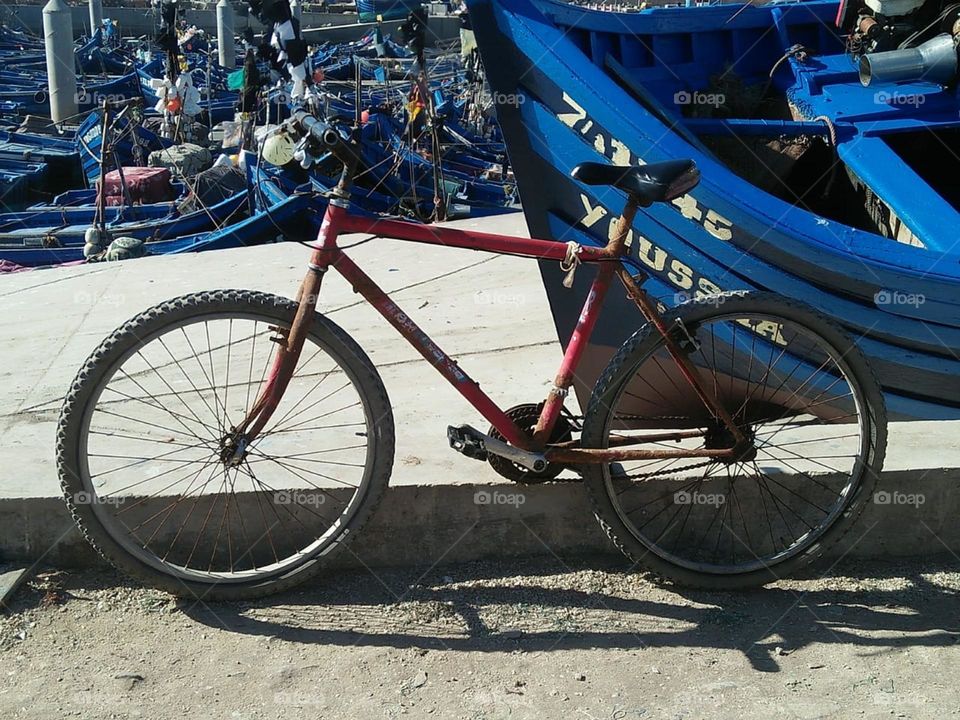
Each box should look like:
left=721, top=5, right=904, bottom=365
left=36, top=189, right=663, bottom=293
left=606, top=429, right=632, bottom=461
left=292, top=110, right=342, bottom=150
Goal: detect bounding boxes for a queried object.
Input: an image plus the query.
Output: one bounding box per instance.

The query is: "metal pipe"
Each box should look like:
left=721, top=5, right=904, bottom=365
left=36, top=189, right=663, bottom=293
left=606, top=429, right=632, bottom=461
left=216, top=0, right=236, bottom=69
left=42, top=0, right=78, bottom=125
left=859, top=33, right=958, bottom=86
left=89, top=0, right=103, bottom=35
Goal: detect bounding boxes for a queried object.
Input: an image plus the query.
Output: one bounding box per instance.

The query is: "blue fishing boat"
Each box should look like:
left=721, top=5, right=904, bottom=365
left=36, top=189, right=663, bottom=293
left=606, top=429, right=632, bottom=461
left=0, top=71, right=141, bottom=117
left=468, top=0, right=960, bottom=420
left=30, top=179, right=187, bottom=210
left=0, top=190, right=247, bottom=267
left=75, top=110, right=171, bottom=185
left=103, top=190, right=312, bottom=257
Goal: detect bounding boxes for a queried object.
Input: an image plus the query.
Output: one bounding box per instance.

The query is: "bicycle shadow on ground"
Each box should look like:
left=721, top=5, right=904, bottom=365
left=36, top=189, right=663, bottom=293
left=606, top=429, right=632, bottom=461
left=177, top=555, right=960, bottom=672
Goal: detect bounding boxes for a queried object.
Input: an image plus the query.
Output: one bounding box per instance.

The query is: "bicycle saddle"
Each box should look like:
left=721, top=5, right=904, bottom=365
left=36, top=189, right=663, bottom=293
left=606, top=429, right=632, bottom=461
left=571, top=160, right=700, bottom=205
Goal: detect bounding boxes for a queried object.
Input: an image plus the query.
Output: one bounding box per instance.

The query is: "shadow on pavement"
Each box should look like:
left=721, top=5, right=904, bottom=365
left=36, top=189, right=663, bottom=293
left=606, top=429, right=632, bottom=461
left=158, top=555, right=960, bottom=672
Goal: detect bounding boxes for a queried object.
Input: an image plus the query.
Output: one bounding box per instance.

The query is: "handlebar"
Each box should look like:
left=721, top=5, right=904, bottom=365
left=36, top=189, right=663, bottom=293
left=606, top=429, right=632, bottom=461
left=290, top=110, right=360, bottom=181
left=291, top=110, right=342, bottom=149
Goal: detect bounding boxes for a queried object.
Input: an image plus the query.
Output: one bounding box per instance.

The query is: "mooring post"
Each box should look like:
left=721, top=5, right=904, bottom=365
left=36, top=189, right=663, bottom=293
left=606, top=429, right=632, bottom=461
left=43, top=0, right=78, bottom=125
left=89, top=0, right=103, bottom=35
left=217, top=0, right=236, bottom=69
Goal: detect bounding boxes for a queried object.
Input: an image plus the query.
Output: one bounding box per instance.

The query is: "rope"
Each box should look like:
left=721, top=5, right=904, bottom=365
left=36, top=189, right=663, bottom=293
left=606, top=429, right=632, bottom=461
left=560, top=241, right=582, bottom=288
left=812, top=114, right=837, bottom=147
left=812, top=114, right=839, bottom=198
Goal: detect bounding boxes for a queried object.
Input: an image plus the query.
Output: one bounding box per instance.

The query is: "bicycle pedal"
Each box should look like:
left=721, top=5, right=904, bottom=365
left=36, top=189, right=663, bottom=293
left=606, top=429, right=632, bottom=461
left=448, top=424, right=550, bottom=473
left=447, top=425, right=488, bottom=462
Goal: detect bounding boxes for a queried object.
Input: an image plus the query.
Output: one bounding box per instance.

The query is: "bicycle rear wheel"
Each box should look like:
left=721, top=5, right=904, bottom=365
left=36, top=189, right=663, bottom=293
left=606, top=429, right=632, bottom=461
left=57, top=290, right=394, bottom=600
left=580, top=291, right=886, bottom=588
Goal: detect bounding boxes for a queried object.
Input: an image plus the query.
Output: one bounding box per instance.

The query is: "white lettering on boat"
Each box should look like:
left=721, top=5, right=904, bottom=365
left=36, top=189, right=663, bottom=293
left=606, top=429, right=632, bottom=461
left=558, top=93, right=733, bottom=242
left=559, top=94, right=785, bottom=346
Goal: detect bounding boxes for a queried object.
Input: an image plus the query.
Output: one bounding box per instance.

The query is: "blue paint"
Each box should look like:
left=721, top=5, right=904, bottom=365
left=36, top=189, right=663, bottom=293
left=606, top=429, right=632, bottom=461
left=467, top=0, right=960, bottom=419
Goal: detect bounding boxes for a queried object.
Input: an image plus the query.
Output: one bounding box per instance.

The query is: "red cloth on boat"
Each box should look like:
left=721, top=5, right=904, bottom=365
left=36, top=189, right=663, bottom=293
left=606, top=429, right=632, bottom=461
left=98, top=167, right=175, bottom=206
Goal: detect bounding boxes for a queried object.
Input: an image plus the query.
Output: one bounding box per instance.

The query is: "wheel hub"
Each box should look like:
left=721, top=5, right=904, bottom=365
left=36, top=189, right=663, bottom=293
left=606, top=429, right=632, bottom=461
left=219, top=431, right=249, bottom=468
left=704, top=422, right=757, bottom=465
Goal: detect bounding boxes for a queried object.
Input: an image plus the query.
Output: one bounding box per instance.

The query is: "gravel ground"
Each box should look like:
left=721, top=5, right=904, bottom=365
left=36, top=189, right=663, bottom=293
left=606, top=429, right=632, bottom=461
left=2, top=556, right=959, bottom=719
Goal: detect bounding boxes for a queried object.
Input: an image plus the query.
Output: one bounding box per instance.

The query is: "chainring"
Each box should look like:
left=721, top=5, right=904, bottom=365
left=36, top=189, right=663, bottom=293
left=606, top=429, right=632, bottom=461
left=487, top=403, right=573, bottom=484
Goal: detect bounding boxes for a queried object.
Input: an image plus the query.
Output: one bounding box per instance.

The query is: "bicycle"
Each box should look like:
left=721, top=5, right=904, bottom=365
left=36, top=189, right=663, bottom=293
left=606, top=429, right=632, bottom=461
left=57, top=111, right=887, bottom=599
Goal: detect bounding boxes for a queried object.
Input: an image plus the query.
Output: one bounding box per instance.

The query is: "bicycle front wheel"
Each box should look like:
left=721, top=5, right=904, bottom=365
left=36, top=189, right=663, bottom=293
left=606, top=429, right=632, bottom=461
left=57, top=290, right=394, bottom=600
left=581, top=291, right=886, bottom=588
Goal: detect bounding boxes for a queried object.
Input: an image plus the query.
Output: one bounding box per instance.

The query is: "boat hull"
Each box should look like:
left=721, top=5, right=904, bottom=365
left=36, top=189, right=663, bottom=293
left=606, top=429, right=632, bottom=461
left=468, top=0, right=960, bottom=420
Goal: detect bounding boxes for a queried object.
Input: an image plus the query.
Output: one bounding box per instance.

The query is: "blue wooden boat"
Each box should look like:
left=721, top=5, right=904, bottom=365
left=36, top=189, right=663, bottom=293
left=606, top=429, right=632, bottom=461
left=75, top=111, right=171, bottom=185
left=29, top=180, right=187, bottom=210
left=0, top=128, right=84, bottom=197
left=120, top=191, right=311, bottom=257
left=0, top=202, right=177, bottom=233
left=468, top=0, right=960, bottom=420
left=0, top=72, right=140, bottom=117
left=0, top=191, right=247, bottom=266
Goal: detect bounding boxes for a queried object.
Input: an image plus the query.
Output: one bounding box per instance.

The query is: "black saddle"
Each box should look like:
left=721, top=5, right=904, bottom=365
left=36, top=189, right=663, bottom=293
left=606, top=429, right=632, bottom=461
left=571, top=159, right=700, bottom=205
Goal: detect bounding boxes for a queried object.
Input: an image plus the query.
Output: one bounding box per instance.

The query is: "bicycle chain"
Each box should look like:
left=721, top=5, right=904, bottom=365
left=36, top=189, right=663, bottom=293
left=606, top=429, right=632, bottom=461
left=620, top=458, right=717, bottom=482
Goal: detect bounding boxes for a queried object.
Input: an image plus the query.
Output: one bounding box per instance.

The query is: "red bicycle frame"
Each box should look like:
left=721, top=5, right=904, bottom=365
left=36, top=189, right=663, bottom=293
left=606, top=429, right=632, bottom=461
left=235, top=195, right=745, bottom=465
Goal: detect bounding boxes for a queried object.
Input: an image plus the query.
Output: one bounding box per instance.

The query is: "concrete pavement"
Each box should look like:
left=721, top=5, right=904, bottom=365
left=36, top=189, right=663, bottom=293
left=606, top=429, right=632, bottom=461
left=1, top=211, right=959, bottom=570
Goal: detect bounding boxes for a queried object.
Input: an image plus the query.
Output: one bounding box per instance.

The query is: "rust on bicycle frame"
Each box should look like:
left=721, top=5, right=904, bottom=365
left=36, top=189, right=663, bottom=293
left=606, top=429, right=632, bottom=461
left=532, top=194, right=747, bottom=458
left=613, top=267, right=747, bottom=444
left=545, top=445, right=736, bottom=463
left=549, top=428, right=708, bottom=449
left=233, top=206, right=346, bottom=439
left=531, top=197, right=638, bottom=446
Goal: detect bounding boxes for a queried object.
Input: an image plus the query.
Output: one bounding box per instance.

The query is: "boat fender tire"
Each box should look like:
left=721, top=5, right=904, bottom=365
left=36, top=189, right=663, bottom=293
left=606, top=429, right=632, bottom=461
left=104, top=236, right=146, bottom=262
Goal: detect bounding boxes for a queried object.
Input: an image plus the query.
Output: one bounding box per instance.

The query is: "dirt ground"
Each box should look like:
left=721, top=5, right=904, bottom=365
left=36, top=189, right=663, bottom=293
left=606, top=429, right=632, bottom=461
left=1, top=556, right=959, bottom=720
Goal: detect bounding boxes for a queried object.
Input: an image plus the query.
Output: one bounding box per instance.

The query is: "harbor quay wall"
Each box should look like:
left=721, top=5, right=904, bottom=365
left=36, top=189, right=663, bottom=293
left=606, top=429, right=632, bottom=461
left=1, top=5, right=460, bottom=45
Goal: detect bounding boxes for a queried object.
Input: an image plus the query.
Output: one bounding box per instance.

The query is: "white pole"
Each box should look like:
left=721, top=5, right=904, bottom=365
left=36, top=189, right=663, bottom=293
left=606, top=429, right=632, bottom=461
left=43, top=0, right=78, bottom=124
left=216, top=0, right=236, bottom=68
left=89, top=0, right=103, bottom=35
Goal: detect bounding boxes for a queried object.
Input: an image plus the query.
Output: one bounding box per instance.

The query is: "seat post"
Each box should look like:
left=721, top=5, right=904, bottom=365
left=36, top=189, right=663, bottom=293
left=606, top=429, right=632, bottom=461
left=604, top=194, right=640, bottom=257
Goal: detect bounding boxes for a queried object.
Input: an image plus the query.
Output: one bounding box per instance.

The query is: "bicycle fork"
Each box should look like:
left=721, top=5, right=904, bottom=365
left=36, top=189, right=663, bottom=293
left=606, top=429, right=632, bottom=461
left=231, top=207, right=343, bottom=446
